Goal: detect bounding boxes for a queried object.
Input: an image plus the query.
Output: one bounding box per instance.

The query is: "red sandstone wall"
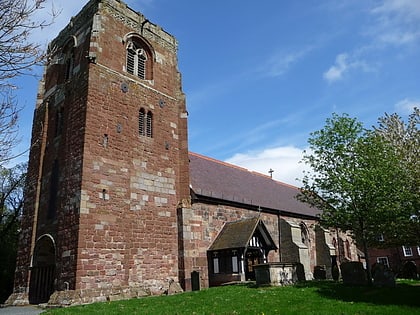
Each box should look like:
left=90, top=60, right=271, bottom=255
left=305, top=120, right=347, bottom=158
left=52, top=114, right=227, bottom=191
left=13, top=0, right=189, bottom=300
left=179, top=202, right=319, bottom=289
left=74, top=1, right=189, bottom=294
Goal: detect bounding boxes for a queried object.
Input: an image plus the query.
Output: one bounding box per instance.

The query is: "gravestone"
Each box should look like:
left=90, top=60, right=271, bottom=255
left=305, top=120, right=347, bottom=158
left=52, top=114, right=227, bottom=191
left=402, top=261, right=418, bottom=280
left=295, top=263, right=306, bottom=281
left=332, top=265, right=340, bottom=281
left=341, top=262, right=367, bottom=286
left=314, top=265, right=326, bottom=280
left=372, top=263, right=396, bottom=287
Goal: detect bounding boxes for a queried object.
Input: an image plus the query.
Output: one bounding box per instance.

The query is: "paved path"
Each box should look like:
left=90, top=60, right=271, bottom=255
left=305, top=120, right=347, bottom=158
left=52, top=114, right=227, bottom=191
left=0, top=306, right=43, bottom=315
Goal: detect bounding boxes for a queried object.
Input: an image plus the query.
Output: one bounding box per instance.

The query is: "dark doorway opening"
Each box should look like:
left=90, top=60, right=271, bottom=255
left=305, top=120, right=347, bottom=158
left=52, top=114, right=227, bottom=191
left=29, top=235, right=56, bottom=304
left=245, top=249, right=264, bottom=281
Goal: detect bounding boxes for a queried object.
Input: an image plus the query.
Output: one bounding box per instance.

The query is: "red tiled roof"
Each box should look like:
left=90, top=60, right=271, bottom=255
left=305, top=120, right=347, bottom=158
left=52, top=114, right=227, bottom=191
left=189, top=152, right=321, bottom=218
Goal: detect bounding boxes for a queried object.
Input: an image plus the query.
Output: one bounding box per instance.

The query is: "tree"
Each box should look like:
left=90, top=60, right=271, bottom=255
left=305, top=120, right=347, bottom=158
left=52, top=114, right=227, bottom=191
left=299, top=113, right=411, bottom=284
left=0, top=163, right=26, bottom=303
left=374, top=108, right=420, bottom=245
left=0, top=0, right=57, bottom=165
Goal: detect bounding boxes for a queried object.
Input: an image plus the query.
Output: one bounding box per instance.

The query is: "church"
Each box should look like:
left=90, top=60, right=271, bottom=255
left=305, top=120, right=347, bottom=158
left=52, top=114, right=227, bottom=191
left=7, top=0, right=356, bottom=306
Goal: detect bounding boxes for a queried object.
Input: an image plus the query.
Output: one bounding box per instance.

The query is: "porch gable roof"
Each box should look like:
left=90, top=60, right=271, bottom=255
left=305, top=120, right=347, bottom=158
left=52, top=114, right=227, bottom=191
left=208, top=217, right=277, bottom=251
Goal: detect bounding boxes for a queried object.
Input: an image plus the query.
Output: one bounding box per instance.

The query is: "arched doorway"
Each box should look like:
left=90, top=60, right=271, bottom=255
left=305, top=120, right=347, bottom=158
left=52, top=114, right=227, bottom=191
left=29, top=235, right=56, bottom=304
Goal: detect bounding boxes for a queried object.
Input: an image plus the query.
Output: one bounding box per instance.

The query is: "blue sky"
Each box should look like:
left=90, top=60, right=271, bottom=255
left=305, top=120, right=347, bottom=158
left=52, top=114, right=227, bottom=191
left=12, top=0, right=420, bottom=185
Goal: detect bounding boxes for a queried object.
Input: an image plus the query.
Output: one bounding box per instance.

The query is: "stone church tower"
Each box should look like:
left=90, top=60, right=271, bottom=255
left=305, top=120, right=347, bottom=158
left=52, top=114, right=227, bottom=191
left=9, top=0, right=190, bottom=304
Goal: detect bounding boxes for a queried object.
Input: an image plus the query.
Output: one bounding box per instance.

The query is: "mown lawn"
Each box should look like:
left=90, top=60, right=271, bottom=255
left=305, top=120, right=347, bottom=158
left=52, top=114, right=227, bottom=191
left=42, top=280, right=420, bottom=315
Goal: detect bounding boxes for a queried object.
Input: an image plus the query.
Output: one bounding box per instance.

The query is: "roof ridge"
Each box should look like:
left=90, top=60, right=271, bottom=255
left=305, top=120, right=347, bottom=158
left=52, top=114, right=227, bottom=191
left=189, top=151, right=250, bottom=172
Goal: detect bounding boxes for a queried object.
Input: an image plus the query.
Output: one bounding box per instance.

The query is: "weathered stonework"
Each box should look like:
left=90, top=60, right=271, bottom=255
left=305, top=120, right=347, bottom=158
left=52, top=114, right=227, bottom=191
left=178, top=203, right=320, bottom=290
left=8, top=0, right=358, bottom=307
left=10, top=0, right=189, bottom=305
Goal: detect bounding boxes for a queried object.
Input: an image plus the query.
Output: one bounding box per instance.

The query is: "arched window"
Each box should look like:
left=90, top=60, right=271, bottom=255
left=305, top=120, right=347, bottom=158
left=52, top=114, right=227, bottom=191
left=300, top=223, right=309, bottom=247
left=65, top=51, right=74, bottom=80
left=139, top=108, right=145, bottom=136
left=124, top=33, right=153, bottom=80
left=127, top=42, right=147, bottom=79
left=63, top=37, right=76, bottom=81
left=146, top=111, right=153, bottom=137
left=139, top=108, right=153, bottom=138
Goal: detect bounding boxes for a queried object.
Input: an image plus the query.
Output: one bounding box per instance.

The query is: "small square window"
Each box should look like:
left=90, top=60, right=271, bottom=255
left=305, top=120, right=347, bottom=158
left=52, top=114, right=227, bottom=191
left=402, top=246, right=413, bottom=257
left=376, top=257, right=389, bottom=268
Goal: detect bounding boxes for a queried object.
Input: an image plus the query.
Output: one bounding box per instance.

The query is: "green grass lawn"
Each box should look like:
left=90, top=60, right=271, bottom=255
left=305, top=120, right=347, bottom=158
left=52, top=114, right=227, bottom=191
left=42, top=280, right=420, bottom=315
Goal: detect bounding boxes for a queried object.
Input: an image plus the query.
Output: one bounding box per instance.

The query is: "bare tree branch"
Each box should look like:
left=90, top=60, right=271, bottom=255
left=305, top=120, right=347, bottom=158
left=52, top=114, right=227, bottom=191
left=0, top=0, right=58, bottom=166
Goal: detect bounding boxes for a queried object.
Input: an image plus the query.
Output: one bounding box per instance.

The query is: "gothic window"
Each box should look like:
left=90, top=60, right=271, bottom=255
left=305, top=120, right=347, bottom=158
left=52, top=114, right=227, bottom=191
left=63, top=38, right=76, bottom=81
left=300, top=223, right=309, bottom=247
left=139, top=108, right=153, bottom=138
left=65, top=51, right=74, bottom=80
left=125, top=36, right=154, bottom=82
left=127, top=41, right=147, bottom=79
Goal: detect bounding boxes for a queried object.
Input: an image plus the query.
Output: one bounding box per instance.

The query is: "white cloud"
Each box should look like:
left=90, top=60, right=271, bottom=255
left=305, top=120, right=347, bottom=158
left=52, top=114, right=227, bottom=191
left=260, top=47, right=312, bottom=78
left=394, top=98, right=420, bottom=114
left=372, top=0, right=420, bottom=20
left=225, top=146, right=309, bottom=187
left=323, top=53, right=371, bottom=83
left=370, top=0, right=420, bottom=46
left=323, top=53, right=349, bottom=82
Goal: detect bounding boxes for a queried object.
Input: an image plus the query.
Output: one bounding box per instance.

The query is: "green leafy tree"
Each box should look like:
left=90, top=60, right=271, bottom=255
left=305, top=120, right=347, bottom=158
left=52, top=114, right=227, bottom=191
left=374, top=108, right=420, bottom=245
left=0, top=163, right=26, bottom=303
left=299, top=113, right=411, bottom=283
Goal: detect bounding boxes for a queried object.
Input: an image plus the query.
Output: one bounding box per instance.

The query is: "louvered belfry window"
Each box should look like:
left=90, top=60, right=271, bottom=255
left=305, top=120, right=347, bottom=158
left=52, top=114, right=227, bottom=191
left=146, top=111, right=153, bottom=137
left=127, top=41, right=147, bottom=79
left=139, top=108, right=153, bottom=138
left=139, top=108, right=145, bottom=136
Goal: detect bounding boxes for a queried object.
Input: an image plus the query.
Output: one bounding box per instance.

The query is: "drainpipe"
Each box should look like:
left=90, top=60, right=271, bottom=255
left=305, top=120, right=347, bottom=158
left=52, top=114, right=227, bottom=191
left=278, top=213, right=282, bottom=261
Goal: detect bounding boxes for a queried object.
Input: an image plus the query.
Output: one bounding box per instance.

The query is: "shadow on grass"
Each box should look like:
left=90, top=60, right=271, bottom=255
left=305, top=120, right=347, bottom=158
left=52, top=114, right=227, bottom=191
left=295, top=280, right=420, bottom=308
